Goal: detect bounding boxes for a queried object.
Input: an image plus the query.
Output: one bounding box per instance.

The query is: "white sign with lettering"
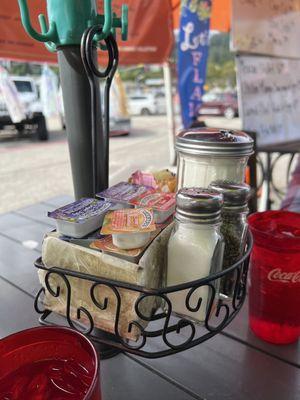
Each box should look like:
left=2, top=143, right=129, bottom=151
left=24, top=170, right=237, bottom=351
left=236, top=55, right=300, bottom=146
left=232, top=0, right=300, bottom=58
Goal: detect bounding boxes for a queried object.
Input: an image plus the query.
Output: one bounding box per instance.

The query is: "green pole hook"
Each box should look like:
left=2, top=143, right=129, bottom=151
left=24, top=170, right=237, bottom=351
left=101, top=0, right=128, bottom=40
left=102, top=0, right=113, bottom=38
left=17, top=0, right=128, bottom=52
left=121, top=4, right=129, bottom=41
left=96, top=1, right=128, bottom=41
left=17, top=0, right=57, bottom=43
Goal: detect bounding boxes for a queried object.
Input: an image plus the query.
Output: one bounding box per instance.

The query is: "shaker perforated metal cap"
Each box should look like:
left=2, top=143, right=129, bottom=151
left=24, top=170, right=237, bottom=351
left=209, top=181, right=250, bottom=208
left=175, top=128, right=254, bottom=157
left=176, top=187, right=223, bottom=223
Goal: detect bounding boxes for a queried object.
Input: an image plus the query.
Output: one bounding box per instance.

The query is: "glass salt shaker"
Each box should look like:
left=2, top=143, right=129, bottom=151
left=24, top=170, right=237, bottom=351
left=209, top=181, right=250, bottom=298
left=167, top=188, right=224, bottom=323
left=176, top=128, right=254, bottom=189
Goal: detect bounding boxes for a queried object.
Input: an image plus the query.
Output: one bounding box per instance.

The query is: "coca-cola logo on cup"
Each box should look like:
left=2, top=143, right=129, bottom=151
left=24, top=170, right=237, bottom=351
left=268, top=268, right=300, bottom=283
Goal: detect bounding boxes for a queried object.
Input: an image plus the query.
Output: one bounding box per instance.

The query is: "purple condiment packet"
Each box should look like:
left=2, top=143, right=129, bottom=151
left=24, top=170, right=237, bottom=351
left=48, top=198, right=112, bottom=223
left=96, top=182, right=154, bottom=204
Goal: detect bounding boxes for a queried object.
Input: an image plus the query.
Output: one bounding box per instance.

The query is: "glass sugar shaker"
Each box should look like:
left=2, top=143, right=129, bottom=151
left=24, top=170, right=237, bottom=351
left=209, top=181, right=250, bottom=298
left=176, top=128, right=254, bottom=189
left=167, top=188, right=224, bottom=323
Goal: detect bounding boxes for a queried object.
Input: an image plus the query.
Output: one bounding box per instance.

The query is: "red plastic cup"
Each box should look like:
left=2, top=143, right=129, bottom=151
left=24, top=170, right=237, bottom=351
left=0, top=326, right=101, bottom=400
left=248, top=211, right=300, bottom=344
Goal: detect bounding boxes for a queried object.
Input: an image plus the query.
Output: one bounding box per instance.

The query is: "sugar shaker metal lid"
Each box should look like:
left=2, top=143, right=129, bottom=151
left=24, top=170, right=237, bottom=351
left=175, top=128, right=254, bottom=157
left=176, top=187, right=223, bottom=223
left=209, top=181, right=250, bottom=207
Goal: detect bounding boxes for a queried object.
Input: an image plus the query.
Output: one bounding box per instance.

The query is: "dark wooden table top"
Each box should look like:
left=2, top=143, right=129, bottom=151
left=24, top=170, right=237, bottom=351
left=258, top=139, right=300, bottom=154
left=0, top=196, right=299, bottom=400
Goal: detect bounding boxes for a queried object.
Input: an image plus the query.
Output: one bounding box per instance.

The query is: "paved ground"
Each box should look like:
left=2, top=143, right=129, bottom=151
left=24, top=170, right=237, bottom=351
left=0, top=115, right=291, bottom=214
left=0, top=116, right=174, bottom=214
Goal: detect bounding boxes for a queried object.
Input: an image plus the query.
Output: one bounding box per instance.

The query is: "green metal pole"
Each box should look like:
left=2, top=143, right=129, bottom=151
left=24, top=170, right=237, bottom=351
left=17, top=0, right=128, bottom=199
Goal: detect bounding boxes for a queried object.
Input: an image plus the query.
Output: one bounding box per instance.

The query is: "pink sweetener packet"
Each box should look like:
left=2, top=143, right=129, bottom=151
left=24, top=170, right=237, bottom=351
left=130, top=171, right=159, bottom=190
left=129, top=170, right=176, bottom=193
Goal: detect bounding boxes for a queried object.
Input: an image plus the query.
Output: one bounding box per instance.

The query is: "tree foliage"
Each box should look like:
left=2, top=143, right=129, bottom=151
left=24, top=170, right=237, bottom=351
left=119, top=66, right=163, bottom=82
left=4, top=33, right=235, bottom=89
left=206, top=33, right=236, bottom=89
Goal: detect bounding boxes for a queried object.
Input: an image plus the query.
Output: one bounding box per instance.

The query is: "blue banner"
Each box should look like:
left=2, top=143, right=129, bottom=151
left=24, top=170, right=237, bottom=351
left=178, top=0, right=211, bottom=128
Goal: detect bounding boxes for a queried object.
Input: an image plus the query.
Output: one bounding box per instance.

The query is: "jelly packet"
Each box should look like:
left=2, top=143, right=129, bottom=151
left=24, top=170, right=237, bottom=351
left=90, top=236, right=147, bottom=263
left=130, top=192, right=176, bottom=223
left=92, top=215, right=172, bottom=261
left=48, top=198, right=112, bottom=238
left=101, top=208, right=156, bottom=235
left=101, top=208, right=156, bottom=250
left=48, top=198, right=111, bottom=223
left=96, top=182, right=153, bottom=206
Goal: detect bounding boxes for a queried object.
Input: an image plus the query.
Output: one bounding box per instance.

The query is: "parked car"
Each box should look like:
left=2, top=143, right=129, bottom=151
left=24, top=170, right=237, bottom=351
left=154, top=92, right=167, bottom=115
left=59, top=79, right=131, bottom=137
left=109, top=116, right=131, bottom=136
left=128, top=93, right=166, bottom=116
left=198, top=92, right=238, bottom=120
left=0, top=76, right=48, bottom=140
left=101, top=77, right=131, bottom=136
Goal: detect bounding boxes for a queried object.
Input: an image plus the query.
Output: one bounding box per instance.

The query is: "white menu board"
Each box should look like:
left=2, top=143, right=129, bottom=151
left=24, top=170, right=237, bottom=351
left=232, top=0, right=300, bottom=58
left=236, top=55, right=300, bottom=146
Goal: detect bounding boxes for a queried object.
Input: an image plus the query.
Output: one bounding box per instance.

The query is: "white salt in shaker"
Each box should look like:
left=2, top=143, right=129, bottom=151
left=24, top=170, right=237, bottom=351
left=167, top=188, right=224, bottom=323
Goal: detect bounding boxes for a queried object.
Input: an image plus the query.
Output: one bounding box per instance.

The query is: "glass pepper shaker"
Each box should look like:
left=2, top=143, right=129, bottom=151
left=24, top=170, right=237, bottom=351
left=209, top=181, right=250, bottom=297
left=167, top=188, right=224, bottom=323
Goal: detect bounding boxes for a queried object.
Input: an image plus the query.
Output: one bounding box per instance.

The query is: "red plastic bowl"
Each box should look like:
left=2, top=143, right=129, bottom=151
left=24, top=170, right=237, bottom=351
left=0, top=326, right=101, bottom=400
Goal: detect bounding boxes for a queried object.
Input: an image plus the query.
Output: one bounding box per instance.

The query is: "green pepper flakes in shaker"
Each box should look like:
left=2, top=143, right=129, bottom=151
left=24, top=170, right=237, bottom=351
left=209, top=181, right=250, bottom=298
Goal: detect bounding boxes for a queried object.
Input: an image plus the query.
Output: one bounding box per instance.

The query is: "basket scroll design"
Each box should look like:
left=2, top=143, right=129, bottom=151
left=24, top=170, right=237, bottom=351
left=34, top=233, right=253, bottom=359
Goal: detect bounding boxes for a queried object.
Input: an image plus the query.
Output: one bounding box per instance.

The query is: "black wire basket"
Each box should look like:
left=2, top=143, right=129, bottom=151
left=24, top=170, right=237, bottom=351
left=34, top=232, right=252, bottom=359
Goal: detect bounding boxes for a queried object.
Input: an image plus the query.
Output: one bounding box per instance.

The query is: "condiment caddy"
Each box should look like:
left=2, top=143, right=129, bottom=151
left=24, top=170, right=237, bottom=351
left=35, top=158, right=253, bottom=358
left=35, top=232, right=252, bottom=358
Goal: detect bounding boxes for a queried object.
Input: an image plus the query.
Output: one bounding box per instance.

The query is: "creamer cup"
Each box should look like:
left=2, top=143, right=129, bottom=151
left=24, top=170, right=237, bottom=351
left=101, top=208, right=156, bottom=250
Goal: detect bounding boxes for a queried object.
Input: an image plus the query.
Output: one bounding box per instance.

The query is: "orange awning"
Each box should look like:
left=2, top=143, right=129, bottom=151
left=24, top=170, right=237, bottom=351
left=0, top=0, right=231, bottom=64
left=0, top=0, right=173, bottom=65
left=172, top=0, right=231, bottom=32
left=0, top=1, right=56, bottom=63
